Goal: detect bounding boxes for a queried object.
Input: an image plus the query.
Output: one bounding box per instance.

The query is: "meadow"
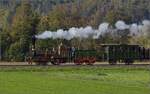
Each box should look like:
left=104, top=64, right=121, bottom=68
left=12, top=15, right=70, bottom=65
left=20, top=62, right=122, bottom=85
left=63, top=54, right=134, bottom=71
left=0, top=66, right=150, bottom=94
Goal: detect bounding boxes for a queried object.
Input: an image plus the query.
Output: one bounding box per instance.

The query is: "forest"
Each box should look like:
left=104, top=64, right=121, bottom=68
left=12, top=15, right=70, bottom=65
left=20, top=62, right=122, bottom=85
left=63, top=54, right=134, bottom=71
left=0, top=0, right=150, bottom=61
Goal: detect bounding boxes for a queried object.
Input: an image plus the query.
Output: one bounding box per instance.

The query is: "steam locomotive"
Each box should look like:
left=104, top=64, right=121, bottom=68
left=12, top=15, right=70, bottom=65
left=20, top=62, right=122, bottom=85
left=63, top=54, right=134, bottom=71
left=27, top=36, right=150, bottom=65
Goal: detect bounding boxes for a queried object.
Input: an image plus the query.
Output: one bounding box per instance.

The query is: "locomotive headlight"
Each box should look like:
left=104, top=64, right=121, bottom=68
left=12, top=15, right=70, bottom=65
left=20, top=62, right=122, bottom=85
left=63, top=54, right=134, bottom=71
left=51, top=56, right=54, bottom=59
left=32, top=48, right=35, bottom=51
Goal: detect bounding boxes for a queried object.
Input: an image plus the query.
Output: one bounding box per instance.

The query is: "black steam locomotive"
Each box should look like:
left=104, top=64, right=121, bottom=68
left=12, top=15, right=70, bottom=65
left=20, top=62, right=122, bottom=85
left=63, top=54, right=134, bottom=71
left=27, top=36, right=150, bottom=65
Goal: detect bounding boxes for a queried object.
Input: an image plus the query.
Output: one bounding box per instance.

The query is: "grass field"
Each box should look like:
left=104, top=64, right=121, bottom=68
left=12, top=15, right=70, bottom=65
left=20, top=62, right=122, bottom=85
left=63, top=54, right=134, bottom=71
left=0, top=66, right=150, bottom=94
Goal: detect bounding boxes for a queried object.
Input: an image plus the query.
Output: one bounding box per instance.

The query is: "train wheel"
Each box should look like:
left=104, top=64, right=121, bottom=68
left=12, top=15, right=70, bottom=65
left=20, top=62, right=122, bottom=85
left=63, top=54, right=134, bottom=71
left=51, top=61, right=56, bottom=65
left=77, top=62, right=83, bottom=65
left=125, top=60, right=129, bottom=65
left=86, top=62, right=93, bottom=65
left=129, top=60, right=134, bottom=65
left=51, top=59, right=60, bottom=65
left=86, top=57, right=96, bottom=65
left=35, top=62, right=41, bottom=65
left=91, top=57, right=96, bottom=65
left=109, top=60, right=117, bottom=65
left=26, top=57, right=32, bottom=65
left=28, top=60, right=32, bottom=65
left=41, top=62, right=48, bottom=66
left=74, top=58, right=83, bottom=65
left=75, top=61, right=83, bottom=65
left=125, top=60, right=134, bottom=65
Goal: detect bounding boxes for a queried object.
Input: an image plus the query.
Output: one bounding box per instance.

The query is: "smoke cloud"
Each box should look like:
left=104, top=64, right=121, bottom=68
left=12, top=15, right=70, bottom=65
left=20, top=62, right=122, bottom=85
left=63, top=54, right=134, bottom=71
left=35, top=20, right=150, bottom=40
left=115, top=21, right=129, bottom=30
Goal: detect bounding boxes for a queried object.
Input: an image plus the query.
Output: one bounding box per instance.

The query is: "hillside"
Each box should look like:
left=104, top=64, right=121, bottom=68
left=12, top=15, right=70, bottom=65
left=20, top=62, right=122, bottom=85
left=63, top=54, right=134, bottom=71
left=0, top=0, right=150, bottom=28
left=0, top=0, right=150, bottom=61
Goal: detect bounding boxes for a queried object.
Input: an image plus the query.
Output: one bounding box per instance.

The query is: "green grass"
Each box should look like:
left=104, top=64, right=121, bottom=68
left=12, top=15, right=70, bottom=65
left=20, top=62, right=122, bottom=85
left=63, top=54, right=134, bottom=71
left=0, top=66, right=150, bottom=94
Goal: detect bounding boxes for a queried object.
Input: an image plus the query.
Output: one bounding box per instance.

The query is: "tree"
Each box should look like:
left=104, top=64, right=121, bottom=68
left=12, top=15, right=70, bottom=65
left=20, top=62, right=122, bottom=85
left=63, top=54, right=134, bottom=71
left=0, top=30, right=12, bottom=61
left=9, top=1, right=39, bottom=61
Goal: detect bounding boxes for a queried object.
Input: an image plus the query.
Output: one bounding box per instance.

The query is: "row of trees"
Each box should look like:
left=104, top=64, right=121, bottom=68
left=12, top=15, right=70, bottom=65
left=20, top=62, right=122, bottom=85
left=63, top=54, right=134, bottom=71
left=0, top=0, right=150, bottom=61
left=1, top=1, right=39, bottom=61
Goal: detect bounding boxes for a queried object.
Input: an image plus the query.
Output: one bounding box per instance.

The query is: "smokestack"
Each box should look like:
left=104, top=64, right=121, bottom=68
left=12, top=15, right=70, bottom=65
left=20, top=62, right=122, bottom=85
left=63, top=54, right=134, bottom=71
left=31, top=35, right=36, bottom=56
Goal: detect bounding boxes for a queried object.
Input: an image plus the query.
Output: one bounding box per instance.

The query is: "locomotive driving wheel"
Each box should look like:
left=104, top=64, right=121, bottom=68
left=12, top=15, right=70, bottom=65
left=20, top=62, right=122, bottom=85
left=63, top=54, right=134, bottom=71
left=51, top=58, right=61, bottom=65
left=74, top=58, right=83, bottom=65
left=27, top=56, right=32, bottom=65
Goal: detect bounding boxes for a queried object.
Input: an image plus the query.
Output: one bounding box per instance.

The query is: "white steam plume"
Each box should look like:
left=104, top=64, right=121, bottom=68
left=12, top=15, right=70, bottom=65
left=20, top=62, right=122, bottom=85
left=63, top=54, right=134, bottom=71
left=130, top=23, right=139, bottom=36
left=141, top=20, right=150, bottom=36
left=35, top=20, right=150, bottom=40
left=115, top=20, right=129, bottom=30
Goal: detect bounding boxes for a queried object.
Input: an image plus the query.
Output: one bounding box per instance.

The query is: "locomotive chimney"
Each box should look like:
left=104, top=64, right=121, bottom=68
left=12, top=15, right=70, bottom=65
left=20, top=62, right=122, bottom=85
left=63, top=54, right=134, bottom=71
left=31, top=35, right=36, bottom=55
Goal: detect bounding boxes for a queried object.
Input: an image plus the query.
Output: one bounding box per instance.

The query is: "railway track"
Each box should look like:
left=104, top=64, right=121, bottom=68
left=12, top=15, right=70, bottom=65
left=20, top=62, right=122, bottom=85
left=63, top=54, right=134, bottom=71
left=0, top=62, right=150, bottom=67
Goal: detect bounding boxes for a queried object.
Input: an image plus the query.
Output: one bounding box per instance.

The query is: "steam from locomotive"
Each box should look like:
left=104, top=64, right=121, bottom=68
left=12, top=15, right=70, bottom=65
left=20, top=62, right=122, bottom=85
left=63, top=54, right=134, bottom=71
left=35, top=20, right=150, bottom=40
